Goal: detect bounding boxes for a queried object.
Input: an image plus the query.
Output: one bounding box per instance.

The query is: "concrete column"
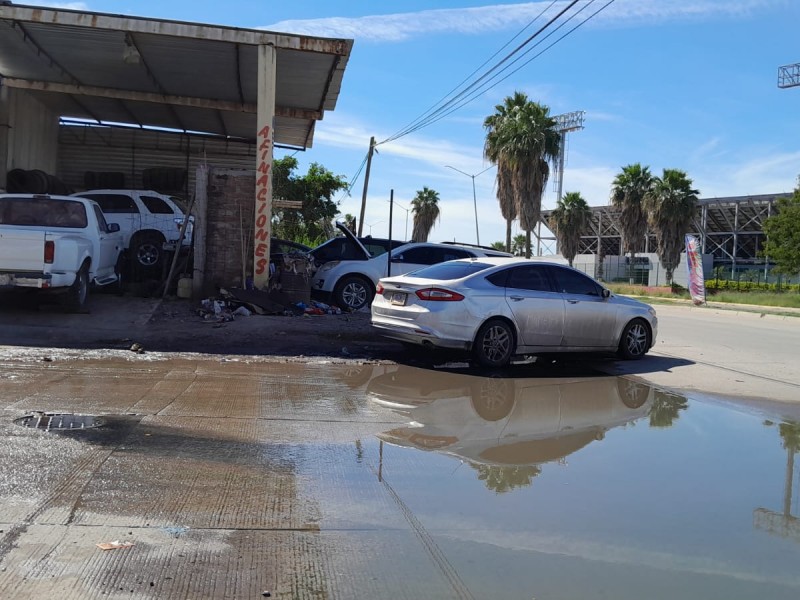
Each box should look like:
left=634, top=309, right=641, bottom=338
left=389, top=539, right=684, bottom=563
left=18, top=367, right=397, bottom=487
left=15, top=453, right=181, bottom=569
left=0, top=85, right=9, bottom=190
left=253, top=43, right=276, bottom=290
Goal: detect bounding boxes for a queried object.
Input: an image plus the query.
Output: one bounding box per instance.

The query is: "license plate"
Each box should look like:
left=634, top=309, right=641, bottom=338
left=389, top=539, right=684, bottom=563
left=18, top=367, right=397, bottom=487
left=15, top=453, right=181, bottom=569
left=390, top=292, right=407, bottom=306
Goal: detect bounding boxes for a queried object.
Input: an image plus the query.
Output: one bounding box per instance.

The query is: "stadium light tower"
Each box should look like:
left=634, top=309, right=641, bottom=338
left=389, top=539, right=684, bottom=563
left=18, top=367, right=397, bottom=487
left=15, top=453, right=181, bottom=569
left=778, top=62, right=800, bottom=88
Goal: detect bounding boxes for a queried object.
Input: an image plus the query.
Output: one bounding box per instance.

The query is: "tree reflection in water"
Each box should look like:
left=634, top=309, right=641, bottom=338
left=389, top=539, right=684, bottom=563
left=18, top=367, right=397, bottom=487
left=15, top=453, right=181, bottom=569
left=648, top=390, right=689, bottom=428
left=472, top=464, right=542, bottom=493
left=779, top=421, right=800, bottom=453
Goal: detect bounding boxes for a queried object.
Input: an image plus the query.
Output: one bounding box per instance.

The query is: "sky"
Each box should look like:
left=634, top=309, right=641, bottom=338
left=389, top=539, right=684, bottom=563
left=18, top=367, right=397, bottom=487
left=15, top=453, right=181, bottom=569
left=25, top=0, right=800, bottom=248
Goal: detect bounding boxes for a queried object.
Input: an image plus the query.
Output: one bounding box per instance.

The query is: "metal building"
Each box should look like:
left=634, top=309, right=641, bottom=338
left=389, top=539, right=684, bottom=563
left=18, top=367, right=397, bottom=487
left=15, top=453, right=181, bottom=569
left=540, top=192, right=790, bottom=269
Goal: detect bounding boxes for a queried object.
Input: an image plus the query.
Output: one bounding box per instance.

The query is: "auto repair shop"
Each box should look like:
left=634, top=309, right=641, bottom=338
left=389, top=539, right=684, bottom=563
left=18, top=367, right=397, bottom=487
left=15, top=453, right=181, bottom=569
left=0, top=3, right=352, bottom=295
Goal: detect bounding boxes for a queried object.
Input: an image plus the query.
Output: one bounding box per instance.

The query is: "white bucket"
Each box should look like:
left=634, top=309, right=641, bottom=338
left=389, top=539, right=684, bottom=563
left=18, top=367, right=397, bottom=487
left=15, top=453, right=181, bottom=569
left=177, top=276, right=192, bottom=299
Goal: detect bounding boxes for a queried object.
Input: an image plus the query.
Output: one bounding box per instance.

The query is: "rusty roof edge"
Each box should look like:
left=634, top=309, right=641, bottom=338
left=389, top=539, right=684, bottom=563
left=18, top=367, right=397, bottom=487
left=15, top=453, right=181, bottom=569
left=1, top=4, right=353, bottom=55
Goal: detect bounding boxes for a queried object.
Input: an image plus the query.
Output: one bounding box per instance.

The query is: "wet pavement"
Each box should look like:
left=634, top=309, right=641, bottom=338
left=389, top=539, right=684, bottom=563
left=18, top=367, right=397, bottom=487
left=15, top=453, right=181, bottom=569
left=1, top=355, right=800, bottom=599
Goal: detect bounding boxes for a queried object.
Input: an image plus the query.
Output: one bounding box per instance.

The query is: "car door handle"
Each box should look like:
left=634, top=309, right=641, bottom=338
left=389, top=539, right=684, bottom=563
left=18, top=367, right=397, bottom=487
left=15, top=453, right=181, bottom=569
left=567, top=299, right=579, bottom=304
left=509, top=295, right=524, bottom=301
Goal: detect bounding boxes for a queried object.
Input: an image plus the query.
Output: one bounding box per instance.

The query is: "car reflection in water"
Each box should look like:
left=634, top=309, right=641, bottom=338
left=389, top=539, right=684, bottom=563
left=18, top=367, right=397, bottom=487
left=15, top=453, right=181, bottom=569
left=368, top=366, right=655, bottom=491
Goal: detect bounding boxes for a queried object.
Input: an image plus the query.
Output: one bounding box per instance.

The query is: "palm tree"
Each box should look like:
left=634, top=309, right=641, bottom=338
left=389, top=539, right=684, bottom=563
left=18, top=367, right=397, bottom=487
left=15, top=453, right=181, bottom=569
left=410, top=186, right=440, bottom=242
left=490, top=241, right=506, bottom=251
left=484, top=94, right=523, bottom=252
left=644, top=169, right=699, bottom=284
left=511, top=234, right=527, bottom=256
left=548, top=191, right=591, bottom=267
left=485, top=93, right=560, bottom=256
left=611, top=163, right=653, bottom=282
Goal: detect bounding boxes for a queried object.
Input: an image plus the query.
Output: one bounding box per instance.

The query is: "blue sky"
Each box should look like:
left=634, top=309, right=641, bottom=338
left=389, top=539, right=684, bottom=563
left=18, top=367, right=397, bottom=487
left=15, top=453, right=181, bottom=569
left=31, top=1, right=800, bottom=248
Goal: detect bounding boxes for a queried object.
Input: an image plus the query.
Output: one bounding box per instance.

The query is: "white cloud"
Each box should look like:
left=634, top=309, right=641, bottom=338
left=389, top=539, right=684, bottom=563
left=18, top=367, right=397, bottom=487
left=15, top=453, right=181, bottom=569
left=262, top=0, right=784, bottom=42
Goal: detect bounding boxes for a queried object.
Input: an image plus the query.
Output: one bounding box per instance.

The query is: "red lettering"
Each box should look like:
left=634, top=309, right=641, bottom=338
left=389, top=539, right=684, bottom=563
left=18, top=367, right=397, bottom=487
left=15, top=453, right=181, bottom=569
left=254, top=229, right=268, bottom=241
left=256, top=188, right=268, bottom=202
left=256, top=175, right=269, bottom=188
left=255, top=242, right=267, bottom=257
left=257, top=161, right=270, bottom=174
left=258, top=125, right=271, bottom=139
left=256, top=214, right=268, bottom=228
left=255, top=258, right=268, bottom=275
left=259, top=138, right=271, bottom=151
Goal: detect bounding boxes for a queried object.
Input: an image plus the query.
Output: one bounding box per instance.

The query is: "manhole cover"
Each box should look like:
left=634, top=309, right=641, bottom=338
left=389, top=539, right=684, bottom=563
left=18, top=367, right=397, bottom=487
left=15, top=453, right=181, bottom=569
left=14, top=412, right=104, bottom=431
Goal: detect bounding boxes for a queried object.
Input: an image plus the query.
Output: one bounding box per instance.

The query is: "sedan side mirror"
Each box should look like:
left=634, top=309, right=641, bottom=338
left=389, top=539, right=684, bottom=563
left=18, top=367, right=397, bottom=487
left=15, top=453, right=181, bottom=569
left=107, top=223, right=121, bottom=233
left=601, top=288, right=611, bottom=299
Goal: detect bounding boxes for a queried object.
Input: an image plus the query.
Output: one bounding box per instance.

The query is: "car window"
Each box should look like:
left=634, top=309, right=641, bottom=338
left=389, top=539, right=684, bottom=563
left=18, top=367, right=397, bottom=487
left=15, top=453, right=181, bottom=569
left=0, top=198, right=88, bottom=228
left=486, top=269, right=509, bottom=288
left=405, top=261, right=492, bottom=280
left=140, top=195, right=175, bottom=214
left=82, top=194, right=139, bottom=214
left=92, top=205, right=110, bottom=232
left=506, top=265, right=553, bottom=292
left=393, top=246, right=437, bottom=265
left=549, top=266, right=601, bottom=296
left=441, top=248, right=471, bottom=261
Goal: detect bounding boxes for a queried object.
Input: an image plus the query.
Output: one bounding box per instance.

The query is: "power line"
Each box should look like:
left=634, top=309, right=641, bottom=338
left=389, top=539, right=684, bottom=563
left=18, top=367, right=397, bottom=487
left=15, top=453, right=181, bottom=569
left=380, top=0, right=615, bottom=145
left=334, top=151, right=370, bottom=204
left=380, top=0, right=582, bottom=145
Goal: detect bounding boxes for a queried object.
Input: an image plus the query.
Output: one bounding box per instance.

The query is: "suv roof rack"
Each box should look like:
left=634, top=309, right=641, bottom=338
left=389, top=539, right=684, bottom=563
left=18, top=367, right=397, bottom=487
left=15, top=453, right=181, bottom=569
left=440, top=240, right=505, bottom=252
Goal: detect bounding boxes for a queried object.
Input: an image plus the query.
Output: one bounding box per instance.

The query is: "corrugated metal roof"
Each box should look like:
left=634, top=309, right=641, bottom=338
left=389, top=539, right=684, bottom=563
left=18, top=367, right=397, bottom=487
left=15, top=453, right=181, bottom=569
left=0, top=4, right=353, bottom=148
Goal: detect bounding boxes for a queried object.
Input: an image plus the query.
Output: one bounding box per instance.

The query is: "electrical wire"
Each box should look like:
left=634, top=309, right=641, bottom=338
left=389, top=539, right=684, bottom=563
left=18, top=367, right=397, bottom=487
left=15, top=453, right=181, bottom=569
left=380, top=0, right=581, bottom=145
left=380, top=0, right=615, bottom=145
left=334, top=151, right=370, bottom=204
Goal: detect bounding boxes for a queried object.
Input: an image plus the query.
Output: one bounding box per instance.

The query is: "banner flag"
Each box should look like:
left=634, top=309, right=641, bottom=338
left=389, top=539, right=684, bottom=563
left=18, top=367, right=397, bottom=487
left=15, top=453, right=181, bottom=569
left=685, top=234, right=705, bottom=305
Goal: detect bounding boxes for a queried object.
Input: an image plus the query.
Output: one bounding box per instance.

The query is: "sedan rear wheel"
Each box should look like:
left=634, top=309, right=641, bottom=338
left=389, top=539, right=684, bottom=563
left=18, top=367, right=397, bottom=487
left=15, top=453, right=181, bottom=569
left=334, top=276, right=373, bottom=311
left=473, top=319, right=514, bottom=368
left=617, top=319, right=650, bottom=360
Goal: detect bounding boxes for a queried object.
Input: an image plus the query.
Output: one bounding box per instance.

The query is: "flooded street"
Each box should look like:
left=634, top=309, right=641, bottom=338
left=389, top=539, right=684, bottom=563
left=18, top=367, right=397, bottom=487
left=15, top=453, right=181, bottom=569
left=1, top=355, right=800, bottom=599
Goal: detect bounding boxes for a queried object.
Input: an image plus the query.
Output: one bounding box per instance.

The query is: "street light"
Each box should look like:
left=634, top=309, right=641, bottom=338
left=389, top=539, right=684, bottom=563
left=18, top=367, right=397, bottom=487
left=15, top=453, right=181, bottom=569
left=391, top=202, right=412, bottom=240
left=367, top=220, right=384, bottom=235
left=444, top=164, right=494, bottom=245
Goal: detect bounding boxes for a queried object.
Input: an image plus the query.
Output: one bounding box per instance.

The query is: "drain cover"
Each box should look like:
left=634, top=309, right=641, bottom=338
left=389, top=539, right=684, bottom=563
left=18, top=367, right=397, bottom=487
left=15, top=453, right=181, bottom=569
left=14, top=412, right=104, bottom=431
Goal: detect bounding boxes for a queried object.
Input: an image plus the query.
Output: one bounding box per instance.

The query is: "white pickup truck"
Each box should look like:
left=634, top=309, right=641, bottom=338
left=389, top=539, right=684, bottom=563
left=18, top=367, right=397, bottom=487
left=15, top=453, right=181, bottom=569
left=72, top=189, right=192, bottom=271
left=0, top=194, right=124, bottom=311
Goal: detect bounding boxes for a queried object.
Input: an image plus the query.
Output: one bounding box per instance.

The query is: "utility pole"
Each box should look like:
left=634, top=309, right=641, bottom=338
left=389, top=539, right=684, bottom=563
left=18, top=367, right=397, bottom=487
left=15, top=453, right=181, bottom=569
left=357, top=136, right=376, bottom=236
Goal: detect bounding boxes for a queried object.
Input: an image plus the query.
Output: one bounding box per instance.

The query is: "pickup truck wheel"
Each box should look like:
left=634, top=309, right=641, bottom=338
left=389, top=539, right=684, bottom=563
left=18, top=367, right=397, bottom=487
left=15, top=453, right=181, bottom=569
left=113, top=254, right=126, bottom=295
left=64, top=263, right=89, bottom=312
left=131, top=233, right=164, bottom=269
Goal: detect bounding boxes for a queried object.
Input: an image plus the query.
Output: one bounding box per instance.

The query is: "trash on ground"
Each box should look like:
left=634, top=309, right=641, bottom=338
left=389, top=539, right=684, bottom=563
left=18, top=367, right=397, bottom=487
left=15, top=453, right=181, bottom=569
left=96, top=540, right=135, bottom=551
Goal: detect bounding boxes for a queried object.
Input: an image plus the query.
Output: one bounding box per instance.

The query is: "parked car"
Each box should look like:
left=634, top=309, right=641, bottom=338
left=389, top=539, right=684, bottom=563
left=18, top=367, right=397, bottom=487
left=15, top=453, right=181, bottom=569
left=309, top=230, right=407, bottom=266
left=371, top=256, right=657, bottom=367
left=271, top=238, right=311, bottom=265
left=313, top=226, right=511, bottom=311
left=0, top=193, right=124, bottom=310
left=72, top=189, right=193, bottom=270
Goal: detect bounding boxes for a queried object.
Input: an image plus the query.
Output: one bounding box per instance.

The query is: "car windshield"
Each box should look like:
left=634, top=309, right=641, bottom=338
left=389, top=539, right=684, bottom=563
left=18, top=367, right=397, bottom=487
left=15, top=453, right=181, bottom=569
left=403, top=261, right=492, bottom=280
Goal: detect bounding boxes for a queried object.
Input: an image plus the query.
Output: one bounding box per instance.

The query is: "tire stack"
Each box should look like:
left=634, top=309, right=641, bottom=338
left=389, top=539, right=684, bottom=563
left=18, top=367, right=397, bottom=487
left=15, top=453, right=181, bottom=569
left=6, top=169, right=70, bottom=195
left=142, top=167, right=186, bottom=193
left=83, top=171, right=126, bottom=190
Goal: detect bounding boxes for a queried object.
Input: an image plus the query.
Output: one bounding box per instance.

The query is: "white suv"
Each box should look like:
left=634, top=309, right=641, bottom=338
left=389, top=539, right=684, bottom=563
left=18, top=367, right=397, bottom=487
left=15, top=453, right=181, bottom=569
left=314, top=226, right=512, bottom=311
left=72, top=189, right=192, bottom=270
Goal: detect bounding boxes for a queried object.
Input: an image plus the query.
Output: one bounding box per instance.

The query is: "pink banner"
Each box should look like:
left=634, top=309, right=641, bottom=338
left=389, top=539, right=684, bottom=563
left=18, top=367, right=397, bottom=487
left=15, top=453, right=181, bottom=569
left=685, top=234, right=705, bottom=305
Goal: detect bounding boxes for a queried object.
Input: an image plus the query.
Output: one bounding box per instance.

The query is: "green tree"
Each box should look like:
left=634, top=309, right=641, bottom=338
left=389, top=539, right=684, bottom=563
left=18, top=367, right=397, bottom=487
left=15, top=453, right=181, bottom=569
left=485, top=92, right=560, bottom=257
left=490, top=241, right=507, bottom=251
left=511, top=233, right=527, bottom=256
left=644, top=169, right=699, bottom=284
left=484, top=94, right=522, bottom=252
left=271, top=156, right=348, bottom=243
left=611, top=163, right=653, bottom=282
left=548, top=191, right=591, bottom=267
left=762, top=187, right=800, bottom=276
left=410, top=186, right=441, bottom=242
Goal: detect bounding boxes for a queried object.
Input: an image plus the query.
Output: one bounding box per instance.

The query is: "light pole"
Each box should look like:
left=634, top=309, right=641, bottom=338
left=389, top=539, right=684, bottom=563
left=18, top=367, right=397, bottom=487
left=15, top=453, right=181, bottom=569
left=445, top=164, right=494, bottom=246
left=367, top=220, right=384, bottom=235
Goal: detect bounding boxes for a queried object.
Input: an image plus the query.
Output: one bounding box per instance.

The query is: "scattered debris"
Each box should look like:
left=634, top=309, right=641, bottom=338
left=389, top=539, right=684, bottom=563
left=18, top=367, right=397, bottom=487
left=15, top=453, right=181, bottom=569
left=129, top=343, right=144, bottom=354
left=96, top=540, right=135, bottom=551
left=196, top=288, right=343, bottom=324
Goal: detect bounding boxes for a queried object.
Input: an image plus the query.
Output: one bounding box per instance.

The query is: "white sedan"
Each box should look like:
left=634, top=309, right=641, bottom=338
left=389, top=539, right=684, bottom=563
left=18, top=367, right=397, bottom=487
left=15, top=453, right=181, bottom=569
left=371, top=257, right=657, bottom=367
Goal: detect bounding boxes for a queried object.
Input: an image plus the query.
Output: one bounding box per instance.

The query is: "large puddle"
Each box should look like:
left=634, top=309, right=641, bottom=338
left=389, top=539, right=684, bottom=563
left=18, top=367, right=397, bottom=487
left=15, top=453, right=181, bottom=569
left=1, top=357, right=799, bottom=599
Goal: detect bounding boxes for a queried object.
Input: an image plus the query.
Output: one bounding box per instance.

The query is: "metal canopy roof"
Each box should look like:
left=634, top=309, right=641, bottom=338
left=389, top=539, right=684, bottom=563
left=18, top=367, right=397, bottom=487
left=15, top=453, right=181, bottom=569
left=0, top=4, right=353, bottom=148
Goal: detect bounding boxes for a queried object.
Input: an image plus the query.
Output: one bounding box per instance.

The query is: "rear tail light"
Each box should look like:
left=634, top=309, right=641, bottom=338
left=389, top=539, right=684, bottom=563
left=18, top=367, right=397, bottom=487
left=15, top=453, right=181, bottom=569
left=376, top=283, right=384, bottom=294
left=44, top=241, right=55, bottom=264
left=415, top=288, right=464, bottom=301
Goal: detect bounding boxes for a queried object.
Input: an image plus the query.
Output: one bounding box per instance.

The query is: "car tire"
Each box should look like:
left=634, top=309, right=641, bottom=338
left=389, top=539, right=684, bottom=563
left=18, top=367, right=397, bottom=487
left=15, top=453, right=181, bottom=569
left=617, top=378, right=650, bottom=409
left=617, top=319, right=651, bottom=360
left=64, top=263, right=89, bottom=313
left=470, top=376, right=513, bottom=421
left=472, top=319, right=515, bottom=368
left=333, top=276, right=373, bottom=311
left=131, top=232, right=165, bottom=270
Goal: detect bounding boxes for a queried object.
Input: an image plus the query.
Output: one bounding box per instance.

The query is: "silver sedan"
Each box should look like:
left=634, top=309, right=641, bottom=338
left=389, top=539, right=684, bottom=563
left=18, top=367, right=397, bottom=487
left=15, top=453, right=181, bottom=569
left=371, top=257, right=657, bottom=367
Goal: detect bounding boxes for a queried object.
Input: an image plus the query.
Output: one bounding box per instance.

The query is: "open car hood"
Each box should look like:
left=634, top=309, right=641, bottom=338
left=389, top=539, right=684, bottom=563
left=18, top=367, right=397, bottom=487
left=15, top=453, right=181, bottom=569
left=335, top=222, right=371, bottom=259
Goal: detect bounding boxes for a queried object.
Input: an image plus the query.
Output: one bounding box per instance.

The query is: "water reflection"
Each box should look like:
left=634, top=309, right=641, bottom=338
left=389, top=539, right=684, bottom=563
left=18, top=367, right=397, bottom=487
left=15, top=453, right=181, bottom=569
left=367, top=366, right=679, bottom=491
left=755, top=420, right=800, bottom=542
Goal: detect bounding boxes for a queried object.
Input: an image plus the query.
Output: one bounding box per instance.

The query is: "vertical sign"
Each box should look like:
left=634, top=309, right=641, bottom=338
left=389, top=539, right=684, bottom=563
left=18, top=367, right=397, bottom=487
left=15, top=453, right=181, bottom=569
left=685, top=234, right=705, bottom=305
left=254, top=44, right=276, bottom=290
